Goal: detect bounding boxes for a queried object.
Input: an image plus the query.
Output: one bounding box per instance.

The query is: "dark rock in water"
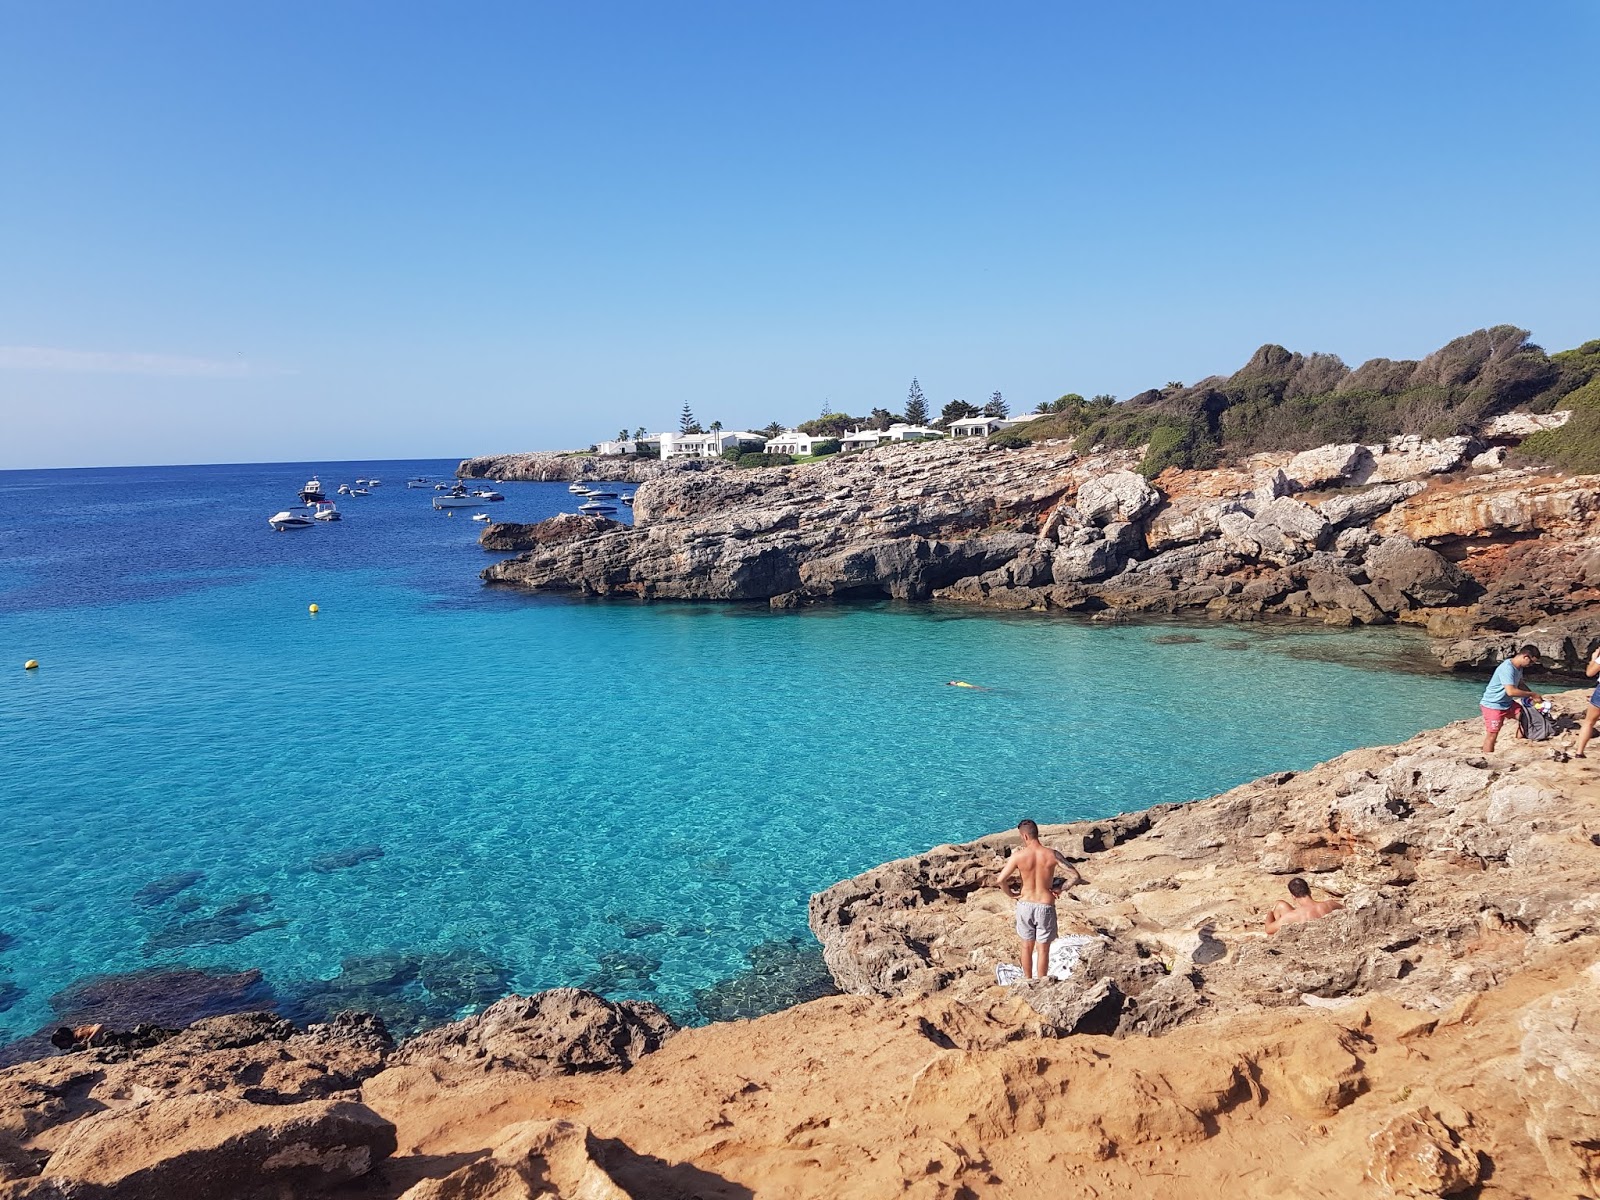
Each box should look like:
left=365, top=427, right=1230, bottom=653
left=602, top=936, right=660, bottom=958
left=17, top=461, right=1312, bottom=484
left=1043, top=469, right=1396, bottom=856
left=50, top=967, right=273, bottom=1029
left=581, top=951, right=662, bottom=995
left=1150, top=633, right=1204, bottom=645
left=213, top=892, right=274, bottom=919
left=282, top=949, right=513, bottom=1037
left=1218, top=639, right=1253, bottom=650
left=141, top=914, right=287, bottom=957
left=0, top=982, right=23, bottom=1014
left=0, top=932, right=15, bottom=953
left=132, top=870, right=205, bottom=907
left=692, top=937, right=840, bottom=1023
left=307, top=845, right=385, bottom=874
left=170, top=893, right=206, bottom=915
left=603, top=913, right=666, bottom=940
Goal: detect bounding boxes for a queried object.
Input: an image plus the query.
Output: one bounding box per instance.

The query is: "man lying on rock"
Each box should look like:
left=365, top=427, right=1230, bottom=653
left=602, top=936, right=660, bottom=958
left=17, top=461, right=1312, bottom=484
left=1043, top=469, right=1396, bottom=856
left=1480, top=644, right=1543, bottom=754
left=1265, top=876, right=1343, bottom=934
left=995, top=819, right=1083, bottom=980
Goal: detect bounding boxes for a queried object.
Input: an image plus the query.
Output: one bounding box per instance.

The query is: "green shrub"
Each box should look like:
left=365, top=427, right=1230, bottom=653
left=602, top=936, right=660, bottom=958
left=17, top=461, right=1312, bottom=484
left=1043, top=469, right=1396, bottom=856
left=736, top=452, right=795, bottom=469
left=812, top=439, right=841, bottom=456
left=987, top=430, right=1032, bottom=449
left=1520, top=377, right=1600, bottom=473
left=1139, top=420, right=1219, bottom=477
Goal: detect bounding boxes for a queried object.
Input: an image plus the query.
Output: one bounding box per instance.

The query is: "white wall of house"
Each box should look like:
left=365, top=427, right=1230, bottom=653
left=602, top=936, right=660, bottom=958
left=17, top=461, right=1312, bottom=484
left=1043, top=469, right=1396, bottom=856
left=764, top=430, right=817, bottom=456
left=885, top=423, right=941, bottom=441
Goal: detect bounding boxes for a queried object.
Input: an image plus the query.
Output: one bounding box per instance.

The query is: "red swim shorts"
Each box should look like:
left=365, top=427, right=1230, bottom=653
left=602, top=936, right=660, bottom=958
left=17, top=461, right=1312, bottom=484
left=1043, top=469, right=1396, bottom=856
left=1481, top=704, right=1515, bottom=732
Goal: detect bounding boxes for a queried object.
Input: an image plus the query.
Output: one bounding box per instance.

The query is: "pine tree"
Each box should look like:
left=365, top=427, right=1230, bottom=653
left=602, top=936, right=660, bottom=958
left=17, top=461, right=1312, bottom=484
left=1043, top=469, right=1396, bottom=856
left=679, top=403, right=698, bottom=435
left=983, top=391, right=1009, bottom=418
left=939, top=399, right=980, bottom=426
left=904, top=378, right=929, bottom=426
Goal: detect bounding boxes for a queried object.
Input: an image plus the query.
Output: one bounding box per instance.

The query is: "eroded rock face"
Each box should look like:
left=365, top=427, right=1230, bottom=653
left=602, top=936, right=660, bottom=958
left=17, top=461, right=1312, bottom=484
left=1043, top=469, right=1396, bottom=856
left=398, top=1119, right=630, bottom=1200
left=1364, top=1107, right=1483, bottom=1197
left=391, top=989, right=674, bottom=1078
left=36, top=1095, right=395, bottom=1200
left=457, top=452, right=682, bottom=484
left=479, top=513, right=621, bottom=552
left=809, top=699, right=1600, bottom=1036
left=1518, top=961, right=1600, bottom=1192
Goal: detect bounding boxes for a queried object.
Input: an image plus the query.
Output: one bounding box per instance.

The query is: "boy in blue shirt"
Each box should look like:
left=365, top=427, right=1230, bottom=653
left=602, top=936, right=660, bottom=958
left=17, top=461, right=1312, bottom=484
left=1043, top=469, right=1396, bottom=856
left=1481, top=645, right=1543, bottom=753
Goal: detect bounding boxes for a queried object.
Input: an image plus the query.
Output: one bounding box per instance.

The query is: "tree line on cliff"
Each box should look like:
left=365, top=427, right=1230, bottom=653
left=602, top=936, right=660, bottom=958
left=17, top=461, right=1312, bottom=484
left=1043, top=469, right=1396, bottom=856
left=996, top=326, right=1600, bottom=477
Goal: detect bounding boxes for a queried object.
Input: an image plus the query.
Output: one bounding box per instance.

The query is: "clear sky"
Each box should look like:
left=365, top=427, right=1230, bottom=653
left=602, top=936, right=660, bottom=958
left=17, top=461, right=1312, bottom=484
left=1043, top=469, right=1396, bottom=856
left=2, top=1, right=1597, bottom=469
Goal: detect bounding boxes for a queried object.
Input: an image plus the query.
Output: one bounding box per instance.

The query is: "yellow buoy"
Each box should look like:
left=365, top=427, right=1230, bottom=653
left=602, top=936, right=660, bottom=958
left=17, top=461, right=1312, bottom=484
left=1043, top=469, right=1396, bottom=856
left=308, top=604, right=319, bottom=614
left=24, top=659, right=39, bottom=670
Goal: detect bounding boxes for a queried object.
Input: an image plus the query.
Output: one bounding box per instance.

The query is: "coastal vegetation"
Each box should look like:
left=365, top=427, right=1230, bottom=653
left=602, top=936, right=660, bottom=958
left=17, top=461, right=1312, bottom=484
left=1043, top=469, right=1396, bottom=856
left=996, top=326, right=1600, bottom=476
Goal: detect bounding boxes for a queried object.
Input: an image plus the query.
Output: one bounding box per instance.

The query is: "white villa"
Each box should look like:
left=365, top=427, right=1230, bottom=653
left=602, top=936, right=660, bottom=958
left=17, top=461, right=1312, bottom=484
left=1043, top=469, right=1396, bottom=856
left=947, top=413, right=1039, bottom=438
left=764, top=429, right=825, bottom=456
left=839, top=423, right=942, bottom=451
left=597, top=435, right=662, bottom=456
left=658, top=430, right=767, bottom=459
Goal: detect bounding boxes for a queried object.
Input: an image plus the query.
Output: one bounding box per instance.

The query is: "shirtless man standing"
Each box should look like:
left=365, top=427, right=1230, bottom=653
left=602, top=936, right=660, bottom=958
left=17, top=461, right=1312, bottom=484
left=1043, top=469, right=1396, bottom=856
left=1265, top=876, right=1343, bottom=934
left=995, top=819, right=1083, bottom=979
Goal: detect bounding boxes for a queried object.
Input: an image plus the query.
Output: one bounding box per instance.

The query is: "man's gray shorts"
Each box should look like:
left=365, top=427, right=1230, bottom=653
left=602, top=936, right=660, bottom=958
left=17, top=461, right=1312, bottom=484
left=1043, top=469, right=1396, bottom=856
left=1015, top=900, right=1057, bottom=942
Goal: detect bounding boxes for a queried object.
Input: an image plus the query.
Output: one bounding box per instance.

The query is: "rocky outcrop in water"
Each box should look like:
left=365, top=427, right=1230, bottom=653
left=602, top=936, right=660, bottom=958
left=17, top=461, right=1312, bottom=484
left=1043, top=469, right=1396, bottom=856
left=457, top=452, right=702, bottom=484
left=480, top=417, right=1600, bottom=672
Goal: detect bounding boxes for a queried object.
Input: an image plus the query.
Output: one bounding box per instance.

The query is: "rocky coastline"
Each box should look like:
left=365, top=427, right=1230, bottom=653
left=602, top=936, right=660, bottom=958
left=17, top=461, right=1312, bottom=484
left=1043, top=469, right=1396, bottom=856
left=456, top=451, right=671, bottom=484
left=2, top=702, right=1597, bottom=1197
left=478, top=414, right=1600, bottom=675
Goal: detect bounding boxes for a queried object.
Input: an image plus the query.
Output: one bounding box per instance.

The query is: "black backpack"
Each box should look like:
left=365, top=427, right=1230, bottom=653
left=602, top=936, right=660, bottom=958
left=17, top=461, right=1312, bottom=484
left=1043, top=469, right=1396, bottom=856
left=1518, top=700, right=1555, bottom=742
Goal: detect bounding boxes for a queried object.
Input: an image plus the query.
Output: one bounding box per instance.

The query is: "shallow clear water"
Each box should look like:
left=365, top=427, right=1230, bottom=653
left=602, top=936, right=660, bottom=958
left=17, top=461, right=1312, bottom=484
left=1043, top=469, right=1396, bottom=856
left=0, top=460, right=1482, bottom=1038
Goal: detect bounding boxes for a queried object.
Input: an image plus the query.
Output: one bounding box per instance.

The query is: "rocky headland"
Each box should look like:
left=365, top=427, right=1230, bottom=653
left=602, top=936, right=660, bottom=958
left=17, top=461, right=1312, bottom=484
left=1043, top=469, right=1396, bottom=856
left=457, top=452, right=670, bottom=484
left=479, top=410, right=1600, bottom=673
left=2, top=703, right=1597, bottom=1198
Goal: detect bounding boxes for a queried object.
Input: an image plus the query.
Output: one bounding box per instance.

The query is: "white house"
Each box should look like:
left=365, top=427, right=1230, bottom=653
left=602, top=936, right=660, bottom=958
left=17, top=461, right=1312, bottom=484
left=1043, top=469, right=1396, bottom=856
left=948, top=415, right=1016, bottom=438
left=884, top=423, right=941, bottom=442
left=763, top=429, right=824, bottom=456
left=597, top=435, right=662, bottom=456
left=839, top=428, right=886, bottom=451
left=659, top=430, right=766, bottom=459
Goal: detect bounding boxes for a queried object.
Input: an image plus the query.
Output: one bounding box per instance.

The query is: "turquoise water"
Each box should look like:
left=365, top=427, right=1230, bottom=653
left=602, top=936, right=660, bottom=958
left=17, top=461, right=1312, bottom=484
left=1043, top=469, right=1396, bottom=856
left=0, top=461, right=1482, bottom=1041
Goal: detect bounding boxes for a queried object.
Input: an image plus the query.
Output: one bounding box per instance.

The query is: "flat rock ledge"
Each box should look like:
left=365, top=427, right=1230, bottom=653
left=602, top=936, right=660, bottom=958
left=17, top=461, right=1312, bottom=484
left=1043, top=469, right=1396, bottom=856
left=478, top=429, right=1600, bottom=672
left=810, top=691, right=1600, bottom=1042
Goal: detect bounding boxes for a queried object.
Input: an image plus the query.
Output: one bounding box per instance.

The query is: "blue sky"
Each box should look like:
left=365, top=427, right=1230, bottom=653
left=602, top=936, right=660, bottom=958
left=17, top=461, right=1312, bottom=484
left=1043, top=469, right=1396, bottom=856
left=2, top=1, right=1597, bottom=469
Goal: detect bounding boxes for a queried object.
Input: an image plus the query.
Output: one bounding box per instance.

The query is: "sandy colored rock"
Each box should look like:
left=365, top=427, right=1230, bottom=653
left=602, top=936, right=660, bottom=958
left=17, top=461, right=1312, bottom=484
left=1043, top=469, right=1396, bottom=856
left=40, top=1094, right=394, bottom=1199
left=1365, top=1106, right=1483, bottom=1197
left=397, top=1119, right=629, bottom=1200
left=1517, top=961, right=1600, bottom=1192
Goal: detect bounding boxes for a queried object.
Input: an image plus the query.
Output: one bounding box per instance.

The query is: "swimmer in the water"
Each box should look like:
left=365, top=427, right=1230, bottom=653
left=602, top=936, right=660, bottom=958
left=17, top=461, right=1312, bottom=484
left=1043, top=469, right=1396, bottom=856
left=946, top=681, right=988, bottom=690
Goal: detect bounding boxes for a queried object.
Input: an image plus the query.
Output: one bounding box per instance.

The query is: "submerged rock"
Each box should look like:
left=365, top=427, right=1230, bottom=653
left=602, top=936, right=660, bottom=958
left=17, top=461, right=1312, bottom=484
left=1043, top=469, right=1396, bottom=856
left=306, top=845, right=384, bottom=874
left=49, top=967, right=273, bottom=1033
left=281, top=949, right=514, bottom=1037
left=581, top=951, right=662, bottom=995
left=131, top=871, right=205, bottom=908
left=692, top=938, right=840, bottom=1023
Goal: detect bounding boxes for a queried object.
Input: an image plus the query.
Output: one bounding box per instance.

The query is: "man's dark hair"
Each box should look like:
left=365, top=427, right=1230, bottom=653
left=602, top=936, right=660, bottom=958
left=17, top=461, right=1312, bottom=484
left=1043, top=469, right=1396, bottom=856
left=1518, top=644, right=1541, bottom=660
left=1017, top=819, right=1039, bottom=839
left=1287, top=877, right=1311, bottom=898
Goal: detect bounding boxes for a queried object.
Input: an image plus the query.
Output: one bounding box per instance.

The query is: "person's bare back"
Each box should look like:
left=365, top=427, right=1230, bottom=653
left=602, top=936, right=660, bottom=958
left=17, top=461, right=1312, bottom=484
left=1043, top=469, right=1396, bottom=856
left=1265, top=876, right=1343, bottom=934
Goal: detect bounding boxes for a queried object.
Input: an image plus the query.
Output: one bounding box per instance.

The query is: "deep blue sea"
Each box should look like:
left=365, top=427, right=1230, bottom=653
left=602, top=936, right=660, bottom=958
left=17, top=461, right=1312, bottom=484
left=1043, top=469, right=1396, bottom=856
left=0, top=459, right=1482, bottom=1040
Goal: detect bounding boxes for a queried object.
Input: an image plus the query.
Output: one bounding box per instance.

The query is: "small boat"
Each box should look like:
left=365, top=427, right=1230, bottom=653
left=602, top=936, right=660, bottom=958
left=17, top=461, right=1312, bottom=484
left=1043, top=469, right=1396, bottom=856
left=337, top=484, right=353, bottom=495
left=351, top=487, right=370, bottom=496
left=433, top=485, right=479, bottom=509
left=299, top=478, right=328, bottom=504
left=435, top=483, right=450, bottom=491
left=368, top=479, right=382, bottom=486
left=312, top=501, right=341, bottom=522
left=586, top=490, right=618, bottom=499
left=268, top=509, right=314, bottom=531
left=568, top=482, right=590, bottom=494
left=621, top=494, right=635, bottom=506
left=407, top=478, right=432, bottom=489
left=579, top=500, right=618, bottom=515
left=355, top=478, right=369, bottom=485
left=472, top=489, right=504, bottom=501
left=471, top=512, right=491, bottom=522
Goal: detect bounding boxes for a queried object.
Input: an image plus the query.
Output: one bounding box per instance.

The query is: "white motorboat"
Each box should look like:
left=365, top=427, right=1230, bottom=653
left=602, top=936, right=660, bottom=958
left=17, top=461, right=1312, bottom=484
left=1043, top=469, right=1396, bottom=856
left=351, top=488, right=370, bottom=496
left=299, top=478, right=328, bottom=504
left=621, top=494, right=635, bottom=506
left=579, top=500, right=618, bottom=515
left=368, top=479, right=381, bottom=486
left=472, top=489, right=504, bottom=501
left=269, top=509, right=314, bottom=531
left=312, top=501, right=341, bottom=522
left=471, top=512, right=491, bottom=522
left=355, top=478, right=369, bottom=485
left=586, top=489, right=618, bottom=499
left=568, top=482, right=590, bottom=494
left=433, top=485, right=479, bottom=509
left=407, top=478, right=432, bottom=489
left=434, top=482, right=450, bottom=491
left=337, top=484, right=353, bottom=495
